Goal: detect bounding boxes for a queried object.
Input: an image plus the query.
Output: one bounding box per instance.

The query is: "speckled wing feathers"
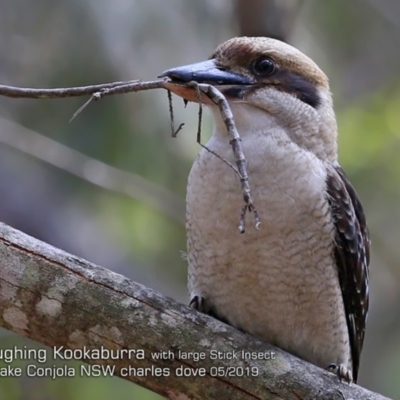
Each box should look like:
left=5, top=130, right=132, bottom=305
left=326, top=166, right=370, bottom=383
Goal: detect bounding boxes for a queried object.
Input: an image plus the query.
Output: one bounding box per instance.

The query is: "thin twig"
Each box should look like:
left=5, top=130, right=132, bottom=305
left=69, top=92, right=102, bottom=122
left=188, top=81, right=261, bottom=233
left=69, top=80, right=167, bottom=120
left=0, top=80, right=168, bottom=121
left=0, top=79, right=166, bottom=99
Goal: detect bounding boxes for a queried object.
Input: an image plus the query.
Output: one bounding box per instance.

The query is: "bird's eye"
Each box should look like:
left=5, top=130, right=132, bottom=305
left=252, top=57, right=275, bottom=77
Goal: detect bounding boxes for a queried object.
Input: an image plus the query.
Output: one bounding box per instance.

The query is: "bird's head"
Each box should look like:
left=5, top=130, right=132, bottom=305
left=159, top=37, right=338, bottom=162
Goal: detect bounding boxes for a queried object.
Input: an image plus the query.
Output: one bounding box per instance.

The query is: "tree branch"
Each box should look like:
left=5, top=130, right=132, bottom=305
left=0, top=80, right=163, bottom=99
left=0, top=223, right=389, bottom=400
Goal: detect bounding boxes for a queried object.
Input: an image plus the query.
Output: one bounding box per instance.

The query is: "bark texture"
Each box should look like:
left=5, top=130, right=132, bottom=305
left=0, top=223, right=390, bottom=399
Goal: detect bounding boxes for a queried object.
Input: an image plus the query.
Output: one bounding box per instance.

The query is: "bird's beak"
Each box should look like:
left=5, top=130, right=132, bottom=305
left=158, top=59, right=253, bottom=103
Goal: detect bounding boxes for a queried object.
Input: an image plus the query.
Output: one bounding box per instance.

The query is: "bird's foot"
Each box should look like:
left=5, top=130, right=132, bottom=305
left=326, top=363, right=353, bottom=384
left=189, top=295, right=206, bottom=312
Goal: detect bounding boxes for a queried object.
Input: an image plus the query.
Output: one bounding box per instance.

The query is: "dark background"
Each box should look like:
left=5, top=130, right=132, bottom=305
left=0, top=1, right=399, bottom=398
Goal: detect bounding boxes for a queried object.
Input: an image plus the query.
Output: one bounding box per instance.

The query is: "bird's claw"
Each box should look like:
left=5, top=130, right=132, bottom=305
left=189, top=295, right=206, bottom=312
left=326, top=363, right=353, bottom=384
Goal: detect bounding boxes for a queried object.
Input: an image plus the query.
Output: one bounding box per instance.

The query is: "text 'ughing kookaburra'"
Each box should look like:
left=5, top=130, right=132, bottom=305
left=160, top=37, right=370, bottom=383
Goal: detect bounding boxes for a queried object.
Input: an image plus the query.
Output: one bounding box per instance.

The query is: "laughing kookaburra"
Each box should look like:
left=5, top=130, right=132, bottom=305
left=160, top=37, right=370, bottom=383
